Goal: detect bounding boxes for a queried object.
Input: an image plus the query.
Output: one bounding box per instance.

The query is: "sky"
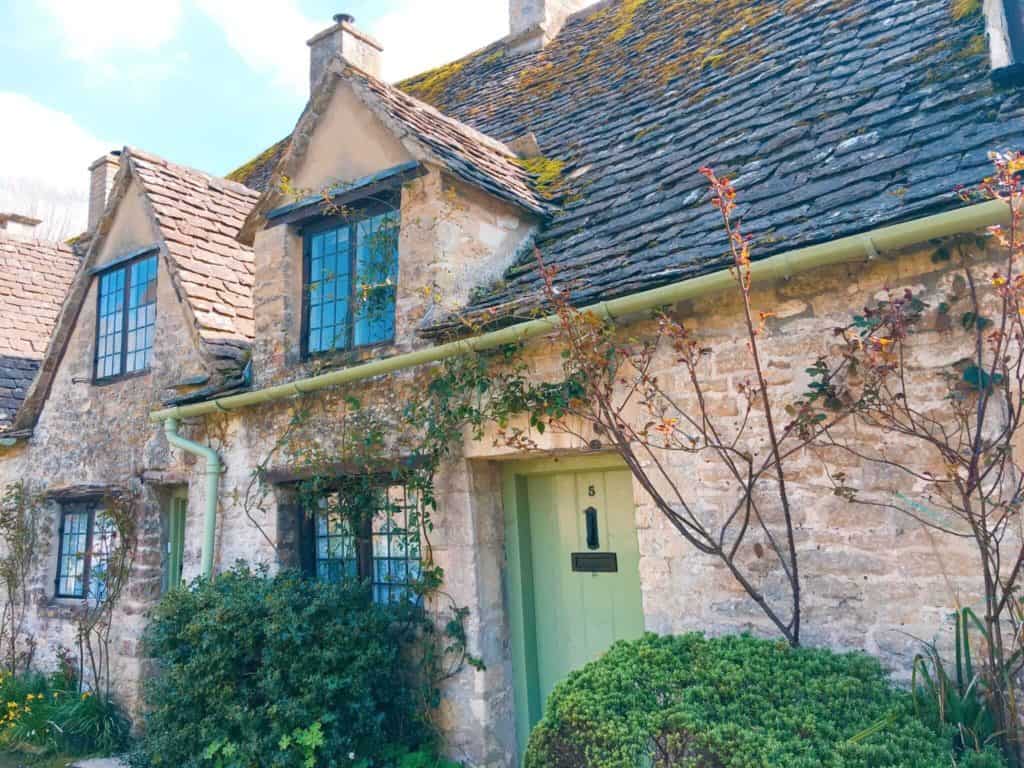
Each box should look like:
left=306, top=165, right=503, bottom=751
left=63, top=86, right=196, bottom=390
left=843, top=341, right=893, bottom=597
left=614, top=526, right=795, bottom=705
left=0, top=0, right=517, bottom=238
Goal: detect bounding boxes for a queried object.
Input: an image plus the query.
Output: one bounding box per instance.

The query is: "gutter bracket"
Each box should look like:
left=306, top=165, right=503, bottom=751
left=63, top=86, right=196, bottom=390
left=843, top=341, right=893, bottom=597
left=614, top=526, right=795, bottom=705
left=861, top=235, right=880, bottom=261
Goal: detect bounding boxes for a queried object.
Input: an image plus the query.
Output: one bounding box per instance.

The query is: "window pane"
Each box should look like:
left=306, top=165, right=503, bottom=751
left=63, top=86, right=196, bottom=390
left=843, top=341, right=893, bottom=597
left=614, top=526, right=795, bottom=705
left=306, top=226, right=350, bottom=354
left=354, top=212, right=398, bottom=347
left=95, top=267, right=125, bottom=379
left=370, top=483, right=420, bottom=604
left=313, top=494, right=357, bottom=584
left=88, top=511, right=118, bottom=601
left=125, top=256, right=158, bottom=373
left=57, top=506, right=92, bottom=598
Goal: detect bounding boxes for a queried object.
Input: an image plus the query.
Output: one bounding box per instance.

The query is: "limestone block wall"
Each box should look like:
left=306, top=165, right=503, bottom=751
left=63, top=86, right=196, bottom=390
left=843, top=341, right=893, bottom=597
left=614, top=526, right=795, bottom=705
left=462, top=239, right=991, bottom=678
left=0, top=214, right=214, bottom=709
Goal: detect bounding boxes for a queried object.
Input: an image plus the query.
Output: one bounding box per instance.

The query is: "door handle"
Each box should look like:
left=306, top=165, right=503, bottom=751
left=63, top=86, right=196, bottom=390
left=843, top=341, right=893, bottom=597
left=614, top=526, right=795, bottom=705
left=584, top=506, right=600, bottom=550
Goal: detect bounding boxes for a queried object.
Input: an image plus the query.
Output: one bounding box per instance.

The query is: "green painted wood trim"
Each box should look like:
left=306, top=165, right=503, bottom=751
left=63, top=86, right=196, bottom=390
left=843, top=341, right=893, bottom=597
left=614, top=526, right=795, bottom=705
left=501, top=452, right=626, bottom=477
left=501, top=451, right=629, bottom=762
left=166, top=493, right=186, bottom=592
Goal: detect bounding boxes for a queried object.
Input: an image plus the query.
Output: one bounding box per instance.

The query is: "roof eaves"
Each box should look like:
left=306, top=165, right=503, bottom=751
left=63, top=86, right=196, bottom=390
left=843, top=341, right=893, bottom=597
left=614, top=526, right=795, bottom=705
left=265, top=161, right=426, bottom=227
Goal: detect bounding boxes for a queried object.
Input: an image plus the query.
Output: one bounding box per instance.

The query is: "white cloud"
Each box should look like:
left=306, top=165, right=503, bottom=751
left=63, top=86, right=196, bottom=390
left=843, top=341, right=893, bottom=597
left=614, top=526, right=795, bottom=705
left=35, top=0, right=184, bottom=61
left=371, top=0, right=509, bottom=81
left=192, top=0, right=320, bottom=96
left=0, top=93, right=113, bottom=238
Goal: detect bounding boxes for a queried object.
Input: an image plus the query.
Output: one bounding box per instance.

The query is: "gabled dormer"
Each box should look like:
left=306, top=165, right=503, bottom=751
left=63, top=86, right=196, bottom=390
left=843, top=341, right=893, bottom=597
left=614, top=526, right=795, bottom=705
left=12, top=148, right=259, bottom=433
left=238, top=15, right=550, bottom=386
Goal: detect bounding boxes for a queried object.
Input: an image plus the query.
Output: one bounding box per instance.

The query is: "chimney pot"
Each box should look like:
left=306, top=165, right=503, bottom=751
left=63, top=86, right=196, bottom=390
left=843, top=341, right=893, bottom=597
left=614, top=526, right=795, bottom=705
left=985, top=0, right=1024, bottom=86
left=308, top=13, right=383, bottom=92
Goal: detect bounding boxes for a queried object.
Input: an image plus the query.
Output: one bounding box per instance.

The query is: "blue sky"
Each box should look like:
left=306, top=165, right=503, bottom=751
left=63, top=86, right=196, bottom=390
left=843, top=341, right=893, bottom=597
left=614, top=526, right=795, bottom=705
left=0, top=0, right=516, bottom=237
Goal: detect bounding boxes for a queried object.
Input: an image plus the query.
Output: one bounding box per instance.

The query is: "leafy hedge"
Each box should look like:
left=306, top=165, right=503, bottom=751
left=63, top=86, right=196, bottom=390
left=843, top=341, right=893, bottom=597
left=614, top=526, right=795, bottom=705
left=137, top=565, right=435, bottom=768
left=526, top=633, right=1005, bottom=768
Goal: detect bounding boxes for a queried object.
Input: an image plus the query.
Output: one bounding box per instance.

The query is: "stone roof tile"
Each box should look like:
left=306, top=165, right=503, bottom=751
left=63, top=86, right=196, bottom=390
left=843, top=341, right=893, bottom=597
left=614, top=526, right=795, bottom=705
left=127, top=149, right=260, bottom=347
left=236, top=0, right=1018, bottom=329
left=0, top=234, right=79, bottom=428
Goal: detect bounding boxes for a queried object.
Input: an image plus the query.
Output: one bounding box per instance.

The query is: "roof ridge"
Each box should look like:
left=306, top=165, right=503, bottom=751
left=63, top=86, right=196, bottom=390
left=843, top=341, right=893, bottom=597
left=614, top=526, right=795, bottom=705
left=0, top=230, right=75, bottom=251
left=124, top=146, right=261, bottom=201
left=345, top=61, right=518, bottom=158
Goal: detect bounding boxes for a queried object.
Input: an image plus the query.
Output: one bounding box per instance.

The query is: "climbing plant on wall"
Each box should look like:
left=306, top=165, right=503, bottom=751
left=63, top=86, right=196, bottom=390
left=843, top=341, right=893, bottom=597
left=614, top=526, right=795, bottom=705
left=0, top=481, right=48, bottom=674
left=807, top=151, right=1024, bottom=764
left=72, top=490, right=137, bottom=699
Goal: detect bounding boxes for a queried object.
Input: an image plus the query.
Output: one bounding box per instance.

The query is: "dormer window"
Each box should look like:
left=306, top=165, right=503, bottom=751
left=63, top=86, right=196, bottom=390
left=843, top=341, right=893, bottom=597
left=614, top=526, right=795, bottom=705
left=94, top=252, right=158, bottom=381
left=302, top=206, right=399, bottom=357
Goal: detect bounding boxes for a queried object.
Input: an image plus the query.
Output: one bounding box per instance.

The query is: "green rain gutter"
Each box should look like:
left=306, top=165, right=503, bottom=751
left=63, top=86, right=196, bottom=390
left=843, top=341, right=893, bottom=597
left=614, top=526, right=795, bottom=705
left=149, top=199, right=1008, bottom=577
left=151, top=199, right=1008, bottom=424
left=163, top=418, right=221, bottom=578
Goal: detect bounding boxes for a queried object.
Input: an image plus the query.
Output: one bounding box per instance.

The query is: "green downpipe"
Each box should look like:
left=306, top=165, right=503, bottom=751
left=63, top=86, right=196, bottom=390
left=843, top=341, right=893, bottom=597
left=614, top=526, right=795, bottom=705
left=163, top=418, right=221, bottom=579
left=149, top=199, right=1008, bottom=424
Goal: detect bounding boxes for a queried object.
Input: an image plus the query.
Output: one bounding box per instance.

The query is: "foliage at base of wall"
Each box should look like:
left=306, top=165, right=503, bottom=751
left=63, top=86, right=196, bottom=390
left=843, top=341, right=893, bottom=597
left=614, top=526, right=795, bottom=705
left=525, top=633, right=1006, bottom=768
left=0, top=665, right=130, bottom=757
left=136, top=564, right=464, bottom=768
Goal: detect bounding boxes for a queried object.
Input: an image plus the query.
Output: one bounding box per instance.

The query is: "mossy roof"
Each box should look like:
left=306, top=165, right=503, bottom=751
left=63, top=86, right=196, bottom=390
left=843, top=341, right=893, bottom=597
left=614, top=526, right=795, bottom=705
left=239, top=0, right=1024, bottom=325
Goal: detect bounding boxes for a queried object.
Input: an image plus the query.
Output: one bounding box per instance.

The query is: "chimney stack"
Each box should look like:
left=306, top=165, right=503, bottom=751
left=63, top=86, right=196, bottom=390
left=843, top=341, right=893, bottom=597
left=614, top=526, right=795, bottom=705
left=984, top=0, right=1024, bottom=85
left=88, top=150, right=121, bottom=232
left=308, top=13, right=384, bottom=92
left=0, top=214, right=42, bottom=241
left=509, top=0, right=589, bottom=51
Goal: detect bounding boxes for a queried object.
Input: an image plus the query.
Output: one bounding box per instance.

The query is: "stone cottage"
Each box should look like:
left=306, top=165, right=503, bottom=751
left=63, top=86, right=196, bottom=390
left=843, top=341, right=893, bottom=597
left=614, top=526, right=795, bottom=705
left=2, top=0, right=1024, bottom=765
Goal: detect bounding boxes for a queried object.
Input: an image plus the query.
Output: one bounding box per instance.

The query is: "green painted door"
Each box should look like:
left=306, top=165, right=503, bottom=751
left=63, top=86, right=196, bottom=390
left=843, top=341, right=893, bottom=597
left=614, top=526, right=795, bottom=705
left=524, top=468, right=645, bottom=713
left=163, top=494, right=186, bottom=593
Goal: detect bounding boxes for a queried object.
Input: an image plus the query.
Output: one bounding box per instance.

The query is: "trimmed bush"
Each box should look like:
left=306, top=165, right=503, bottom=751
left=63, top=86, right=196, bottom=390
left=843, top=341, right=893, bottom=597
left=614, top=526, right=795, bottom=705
left=525, top=633, right=1005, bottom=768
left=138, top=564, right=434, bottom=768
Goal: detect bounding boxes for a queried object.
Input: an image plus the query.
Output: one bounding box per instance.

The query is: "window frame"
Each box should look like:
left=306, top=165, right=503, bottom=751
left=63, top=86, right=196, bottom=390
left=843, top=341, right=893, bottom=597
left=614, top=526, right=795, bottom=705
left=298, top=477, right=422, bottom=604
left=299, top=196, right=399, bottom=360
left=93, top=252, right=159, bottom=384
left=54, top=501, right=97, bottom=599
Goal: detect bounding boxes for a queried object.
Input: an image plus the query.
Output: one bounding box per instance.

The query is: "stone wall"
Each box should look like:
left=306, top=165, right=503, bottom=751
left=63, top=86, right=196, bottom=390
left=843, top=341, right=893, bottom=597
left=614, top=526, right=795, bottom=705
left=181, top=236, right=991, bottom=765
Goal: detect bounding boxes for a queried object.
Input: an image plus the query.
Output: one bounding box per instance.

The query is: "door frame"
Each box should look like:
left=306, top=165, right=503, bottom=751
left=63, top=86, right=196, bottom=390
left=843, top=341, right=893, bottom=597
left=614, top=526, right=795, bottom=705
left=501, top=453, right=631, bottom=759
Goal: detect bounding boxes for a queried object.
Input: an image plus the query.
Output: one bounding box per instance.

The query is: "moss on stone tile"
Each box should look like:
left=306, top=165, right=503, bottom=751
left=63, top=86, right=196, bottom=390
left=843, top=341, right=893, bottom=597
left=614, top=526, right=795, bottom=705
left=951, top=0, right=981, bottom=20
left=226, top=140, right=286, bottom=185
left=513, top=156, right=567, bottom=199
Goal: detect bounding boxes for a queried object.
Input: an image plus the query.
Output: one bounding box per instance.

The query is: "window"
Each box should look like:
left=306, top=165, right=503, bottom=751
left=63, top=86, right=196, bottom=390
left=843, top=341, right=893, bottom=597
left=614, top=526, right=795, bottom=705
left=95, top=254, right=158, bottom=381
left=303, top=207, right=399, bottom=356
left=302, top=481, right=421, bottom=604
left=55, top=502, right=117, bottom=600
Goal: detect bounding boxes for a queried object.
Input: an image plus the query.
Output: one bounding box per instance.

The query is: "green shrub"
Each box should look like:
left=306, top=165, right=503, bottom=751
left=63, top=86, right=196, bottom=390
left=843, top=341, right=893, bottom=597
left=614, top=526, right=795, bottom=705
left=138, top=564, right=434, bottom=768
left=525, top=633, right=1007, bottom=768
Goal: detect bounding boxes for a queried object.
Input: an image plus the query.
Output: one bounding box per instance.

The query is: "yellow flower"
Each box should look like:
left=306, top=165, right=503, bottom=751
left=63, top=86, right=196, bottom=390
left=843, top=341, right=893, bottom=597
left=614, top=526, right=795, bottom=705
left=81, top=691, right=91, bottom=700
